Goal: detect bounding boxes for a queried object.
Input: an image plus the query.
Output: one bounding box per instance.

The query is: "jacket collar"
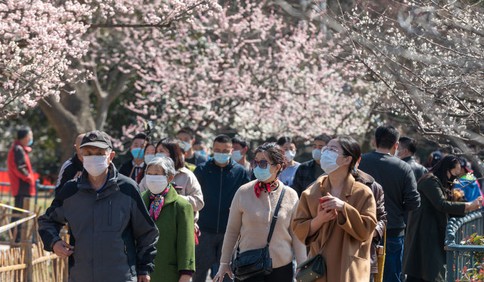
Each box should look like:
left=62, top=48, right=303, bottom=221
left=77, top=164, right=119, bottom=197
left=208, top=158, right=235, bottom=170
left=14, top=140, right=32, bottom=153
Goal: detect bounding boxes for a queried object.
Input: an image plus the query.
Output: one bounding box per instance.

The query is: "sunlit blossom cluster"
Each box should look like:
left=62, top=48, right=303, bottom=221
left=127, top=1, right=374, bottom=140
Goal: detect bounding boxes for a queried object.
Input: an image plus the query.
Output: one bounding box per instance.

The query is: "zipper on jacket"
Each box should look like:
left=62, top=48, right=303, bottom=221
left=216, top=166, right=223, bottom=233
left=108, top=200, right=112, bottom=226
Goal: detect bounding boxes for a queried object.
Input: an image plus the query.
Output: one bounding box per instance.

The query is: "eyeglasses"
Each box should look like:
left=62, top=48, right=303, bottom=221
left=251, top=160, right=273, bottom=169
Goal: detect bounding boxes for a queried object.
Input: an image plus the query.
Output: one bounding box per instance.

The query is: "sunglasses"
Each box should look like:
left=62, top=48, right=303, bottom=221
left=251, top=160, right=273, bottom=169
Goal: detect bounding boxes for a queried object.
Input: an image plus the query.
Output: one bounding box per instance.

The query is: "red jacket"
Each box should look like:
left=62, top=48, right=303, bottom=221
left=7, top=140, right=35, bottom=196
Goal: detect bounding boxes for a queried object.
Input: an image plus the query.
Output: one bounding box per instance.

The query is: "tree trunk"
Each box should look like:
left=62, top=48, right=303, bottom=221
left=39, top=82, right=96, bottom=163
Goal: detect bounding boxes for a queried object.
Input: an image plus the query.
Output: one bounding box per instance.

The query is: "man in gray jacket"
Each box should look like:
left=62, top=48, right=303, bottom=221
left=38, top=130, right=158, bottom=282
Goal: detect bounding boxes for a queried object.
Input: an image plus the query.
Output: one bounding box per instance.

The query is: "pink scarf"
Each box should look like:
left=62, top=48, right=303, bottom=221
left=149, top=186, right=170, bottom=221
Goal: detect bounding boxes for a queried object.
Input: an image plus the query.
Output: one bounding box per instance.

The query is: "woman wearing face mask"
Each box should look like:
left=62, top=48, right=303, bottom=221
left=276, top=136, right=300, bottom=188
left=140, top=138, right=204, bottom=214
left=213, top=143, right=307, bottom=282
left=142, top=156, right=195, bottom=282
left=403, top=155, right=482, bottom=282
left=291, top=135, right=377, bottom=281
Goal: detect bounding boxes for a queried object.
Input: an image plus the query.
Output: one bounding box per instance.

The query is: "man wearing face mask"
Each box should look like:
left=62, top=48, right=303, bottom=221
left=359, top=125, right=420, bottom=282
left=192, top=134, right=251, bottom=282
left=397, top=137, right=428, bottom=182
left=176, top=127, right=208, bottom=166
left=231, top=136, right=251, bottom=172
left=38, top=130, right=159, bottom=282
left=119, top=132, right=149, bottom=182
left=7, top=126, right=36, bottom=211
left=292, top=134, right=332, bottom=197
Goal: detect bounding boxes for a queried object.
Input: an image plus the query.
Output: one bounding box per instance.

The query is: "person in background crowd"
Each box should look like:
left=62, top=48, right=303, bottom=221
left=355, top=166, right=387, bottom=282
left=119, top=132, right=149, bottom=182
left=276, top=136, right=300, bottom=188
left=142, top=156, right=195, bottom=282
left=192, top=135, right=250, bottom=282
left=403, top=155, right=482, bottom=282
left=292, top=133, right=332, bottom=197
left=141, top=138, right=204, bottom=215
left=193, top=139, right=209, bottom=160
left=177, top=127, right=208, bottom=166
left=38, top=130, right=158, bottom=282
left=7, top=126, right=36, bottom=210
left=292, top=135, right=377, bottom=281
left=143, top=143, right=157, bottom=167
left=135, top=142, right=156, bottom=184
left=214, top=143, right=306, bottom=282
left=452, top=157, right=482, bottom=202
left=359, top=125, right=420, bottom=282
left=231, top=136, right=251, bottom=172
left=56, top=133, right=85, bottom=193
left=397, top=137, right=428, bottom=182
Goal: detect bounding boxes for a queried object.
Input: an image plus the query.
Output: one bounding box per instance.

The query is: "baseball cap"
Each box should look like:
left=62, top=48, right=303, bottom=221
left=80, top=130, right=113, bottom=149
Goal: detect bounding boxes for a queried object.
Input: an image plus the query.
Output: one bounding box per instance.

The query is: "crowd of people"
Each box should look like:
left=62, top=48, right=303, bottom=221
left=6, top=125, right=483, bottom=282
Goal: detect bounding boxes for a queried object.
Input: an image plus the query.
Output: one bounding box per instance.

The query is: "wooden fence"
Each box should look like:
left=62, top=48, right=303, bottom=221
left=0, top=202, right=68, bottom=282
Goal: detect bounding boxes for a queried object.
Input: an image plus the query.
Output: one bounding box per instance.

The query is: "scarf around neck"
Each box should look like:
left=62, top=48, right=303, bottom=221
left=149, top=185, right=171, bottom=221
left=254, top=179, right=279, bottom=198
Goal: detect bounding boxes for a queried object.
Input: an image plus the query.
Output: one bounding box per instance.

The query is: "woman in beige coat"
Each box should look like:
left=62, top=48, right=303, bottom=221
left=292, top=136, right=377, bottom=282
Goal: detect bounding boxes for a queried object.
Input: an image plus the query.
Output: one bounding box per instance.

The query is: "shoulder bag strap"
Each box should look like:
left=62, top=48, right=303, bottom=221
left=266, top=187, right=286, bottom=245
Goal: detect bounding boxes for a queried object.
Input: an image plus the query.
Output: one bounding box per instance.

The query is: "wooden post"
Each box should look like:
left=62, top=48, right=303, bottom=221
left=21, top=198, right=33, bottom=282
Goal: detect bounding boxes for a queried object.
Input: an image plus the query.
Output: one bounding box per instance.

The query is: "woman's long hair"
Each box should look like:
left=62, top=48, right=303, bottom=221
left=429, top=155, right=460, bottom=189
left=337, top=135, right=361, bottom=177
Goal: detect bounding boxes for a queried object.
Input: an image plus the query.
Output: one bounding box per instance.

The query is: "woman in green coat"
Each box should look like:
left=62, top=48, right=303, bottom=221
left=142, top=156, right=195, bottom=282
left=403, top=155, right=481, bottom=282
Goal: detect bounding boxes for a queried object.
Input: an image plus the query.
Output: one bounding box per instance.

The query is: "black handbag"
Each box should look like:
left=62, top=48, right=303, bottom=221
left=231, top=187, right=286, bottom=281
left=295, top=254, right=326, bottom=282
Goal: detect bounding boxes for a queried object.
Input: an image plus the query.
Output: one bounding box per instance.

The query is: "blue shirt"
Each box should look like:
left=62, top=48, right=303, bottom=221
left=279, top=162, right=300, bottom=188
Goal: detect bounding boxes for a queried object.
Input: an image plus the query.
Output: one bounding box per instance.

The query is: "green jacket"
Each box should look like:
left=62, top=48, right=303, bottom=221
left=142, top=186, right=195, bottom=282
left=403, top=175, right=466, bottom=281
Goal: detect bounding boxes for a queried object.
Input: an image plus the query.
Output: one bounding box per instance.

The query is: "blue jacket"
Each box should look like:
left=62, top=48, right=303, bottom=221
left=194, top=159, right=250, bottom=234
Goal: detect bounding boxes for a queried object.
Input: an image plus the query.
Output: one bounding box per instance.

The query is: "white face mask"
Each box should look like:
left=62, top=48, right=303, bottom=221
left=83, top=155, right=109, bottom=177
left=320, top=150, right=340, bottom=174
left=312, top=149, right=322, bottom=161
left=144, top=154, right=155, bottom=164
left=182, top=141, right=191, bottom=151
left=145, top=175, right=169, bottom=194
left=231, top=150, right=243, bottom=162
left=285, top=150, right=296, bottom=162
left=155, top=152, right=169, bottom=158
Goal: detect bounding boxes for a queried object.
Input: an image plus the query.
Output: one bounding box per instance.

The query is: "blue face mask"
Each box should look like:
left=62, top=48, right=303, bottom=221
left=253, top=166, right=272, bottom=182
left=196, top=150, right=207, bottom=157
left=27, top=138, right=33, bottom=146
left=131, top=148, right=144, bottom=159
left=213, top=153, right=231, bottom=164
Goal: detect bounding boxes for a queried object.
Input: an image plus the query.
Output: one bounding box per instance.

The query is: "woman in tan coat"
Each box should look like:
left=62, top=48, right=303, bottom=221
left=292, top=136, right=377, bottom=282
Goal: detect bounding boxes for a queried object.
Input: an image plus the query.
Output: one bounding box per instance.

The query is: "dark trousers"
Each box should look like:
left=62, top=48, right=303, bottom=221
left=383, top=236, right=404, bottom=282
left=192, top=232, right=231, bottom=282
left=13, top=195, right=30, bottom=242
left=235, top=262, right=293, bottom=282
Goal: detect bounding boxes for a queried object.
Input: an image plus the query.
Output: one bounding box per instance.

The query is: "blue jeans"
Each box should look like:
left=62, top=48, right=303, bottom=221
left=383, top=236, right=404, bottom=282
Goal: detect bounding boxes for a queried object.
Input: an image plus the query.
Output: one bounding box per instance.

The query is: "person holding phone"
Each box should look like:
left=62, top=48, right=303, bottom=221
left=292, top=135, right=377, bottom=281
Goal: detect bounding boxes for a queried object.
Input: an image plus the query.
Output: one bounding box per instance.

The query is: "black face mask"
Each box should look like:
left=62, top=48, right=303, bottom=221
left=448, top=171, right=458, bottom=183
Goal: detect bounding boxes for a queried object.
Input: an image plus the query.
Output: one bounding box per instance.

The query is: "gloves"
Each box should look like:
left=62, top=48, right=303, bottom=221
left=213, top=263, right=233, bottom=282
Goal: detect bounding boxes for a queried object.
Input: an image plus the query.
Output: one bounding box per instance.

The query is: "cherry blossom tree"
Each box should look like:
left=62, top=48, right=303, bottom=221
left=275, top=0, right=483, bottom=170
left=3, top=0, right=229, bottom=161
left=127, top=1, right=376, bottom=140
left=0, top=0, right=90, bottom=119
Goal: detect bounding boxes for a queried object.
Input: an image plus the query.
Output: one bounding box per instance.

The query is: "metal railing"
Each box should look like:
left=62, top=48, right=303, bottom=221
left=445, top=210, right=484, bottom=282
left=0, top=181, right=55, bottom=210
